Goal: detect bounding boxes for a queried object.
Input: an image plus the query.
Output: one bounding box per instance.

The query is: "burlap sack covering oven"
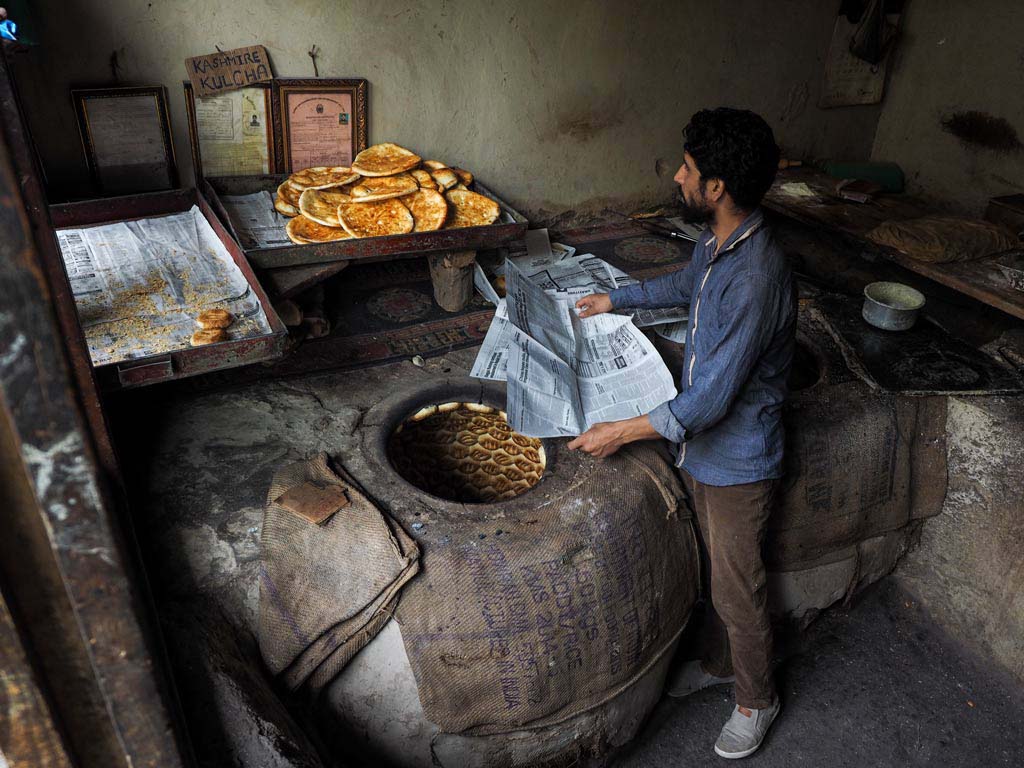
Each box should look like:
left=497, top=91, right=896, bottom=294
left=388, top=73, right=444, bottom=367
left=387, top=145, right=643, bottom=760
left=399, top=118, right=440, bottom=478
left=393, top=442, right=700, bottom=735
left=769, top=386, right=948, bottom=571
left=258, top=452, right=420, bottom=693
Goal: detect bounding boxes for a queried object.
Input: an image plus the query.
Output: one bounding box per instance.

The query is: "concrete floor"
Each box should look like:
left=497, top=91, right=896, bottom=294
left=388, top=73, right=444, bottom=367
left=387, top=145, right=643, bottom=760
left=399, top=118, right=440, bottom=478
left=621, top=579, right=1024, bottom=767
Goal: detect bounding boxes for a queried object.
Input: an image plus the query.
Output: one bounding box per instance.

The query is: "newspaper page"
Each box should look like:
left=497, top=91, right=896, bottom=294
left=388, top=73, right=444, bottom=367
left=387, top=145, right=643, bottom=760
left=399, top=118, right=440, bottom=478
left=491, top=260, right=677, bottom=437
left=220, top=191, right=294, bottom=248
left=502, top=229, right=689, bottom=327
left=57, top=205, right=272, bottom=366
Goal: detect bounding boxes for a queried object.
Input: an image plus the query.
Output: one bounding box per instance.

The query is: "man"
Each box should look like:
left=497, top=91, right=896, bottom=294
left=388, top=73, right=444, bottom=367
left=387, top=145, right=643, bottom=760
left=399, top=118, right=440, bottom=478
left=568, top=107, right=795, bottom=760
left=0, top=9, right=15, bottom=42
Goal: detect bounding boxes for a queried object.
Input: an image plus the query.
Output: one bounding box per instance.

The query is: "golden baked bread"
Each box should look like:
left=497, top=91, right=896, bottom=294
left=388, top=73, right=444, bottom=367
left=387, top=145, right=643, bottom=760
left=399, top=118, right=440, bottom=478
left=277, top=179, right=304, bottom=208
left=452, top=182, right=469, bottom=191
left=196, top=308, right=233, bottom=330
left=388, top=403, right=545, bottom=503
left=286, top=215, right=353, bottom=244
left=421, top=159, right=448, bottom=171
left=451, top=167, right=473, bottom=185
left=411, top=168, right=438, bottom=189
left=190, top=328, right=228, bottom=346
left=299, top=186, right=354, bottom=227
left=401, top=188, right=448, bottom=232
left=431, top=168, right=459, bottom=191
left=337, top=197, right=414, bottom=238
left=349, top=173, right=418, bottom=202
left=351, top=143, right=422, bottom=177
left=274, top=195, right=299, bottom=217
left=288, top=166, right=360, bottom=189
left=444, top=189, right=501, bottom=228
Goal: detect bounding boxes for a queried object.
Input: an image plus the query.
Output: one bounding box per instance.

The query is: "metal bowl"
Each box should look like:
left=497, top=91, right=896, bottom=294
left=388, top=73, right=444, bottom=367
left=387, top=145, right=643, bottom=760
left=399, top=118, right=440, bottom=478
left=862, top=281, right=926, bottom=331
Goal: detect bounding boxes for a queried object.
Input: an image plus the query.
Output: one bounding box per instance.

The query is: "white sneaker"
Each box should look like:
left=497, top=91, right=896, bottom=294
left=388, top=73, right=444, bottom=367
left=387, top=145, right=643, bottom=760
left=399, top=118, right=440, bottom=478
left=714, top=699, right=781, bottom=759
left=666, top=660, right=736, bottom=698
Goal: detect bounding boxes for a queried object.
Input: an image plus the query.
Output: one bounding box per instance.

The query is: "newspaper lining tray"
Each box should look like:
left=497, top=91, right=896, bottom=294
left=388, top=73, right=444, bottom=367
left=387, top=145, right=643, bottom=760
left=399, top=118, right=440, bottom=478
left=49, top=188, right=287, bottom=390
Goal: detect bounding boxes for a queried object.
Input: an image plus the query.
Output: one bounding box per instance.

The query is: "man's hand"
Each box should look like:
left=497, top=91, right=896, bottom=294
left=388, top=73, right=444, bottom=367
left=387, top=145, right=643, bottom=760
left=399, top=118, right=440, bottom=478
left=567, top=415, right=660, bottom=458
left=575, top=293, right=613, bottom=318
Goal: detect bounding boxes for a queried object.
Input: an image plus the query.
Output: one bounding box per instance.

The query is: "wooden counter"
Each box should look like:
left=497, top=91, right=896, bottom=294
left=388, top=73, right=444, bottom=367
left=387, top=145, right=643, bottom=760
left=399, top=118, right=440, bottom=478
left=764, top=168, right=1024, bottom=321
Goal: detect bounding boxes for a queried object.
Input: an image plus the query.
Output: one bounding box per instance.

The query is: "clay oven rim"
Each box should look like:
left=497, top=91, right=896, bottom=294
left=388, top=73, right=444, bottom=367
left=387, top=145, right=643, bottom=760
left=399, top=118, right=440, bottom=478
left=360, top=376, right=592, bottom=519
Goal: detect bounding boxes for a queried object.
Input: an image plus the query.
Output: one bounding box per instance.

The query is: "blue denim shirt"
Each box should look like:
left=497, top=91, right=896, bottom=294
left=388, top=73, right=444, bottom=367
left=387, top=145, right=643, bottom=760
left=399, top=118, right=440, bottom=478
left=609, top=209, right=795, bottom=486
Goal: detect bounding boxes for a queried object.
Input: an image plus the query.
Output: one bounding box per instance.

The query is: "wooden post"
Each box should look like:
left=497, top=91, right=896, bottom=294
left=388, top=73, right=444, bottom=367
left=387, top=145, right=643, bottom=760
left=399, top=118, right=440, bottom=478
left=428, top=250, right=477, bottom=312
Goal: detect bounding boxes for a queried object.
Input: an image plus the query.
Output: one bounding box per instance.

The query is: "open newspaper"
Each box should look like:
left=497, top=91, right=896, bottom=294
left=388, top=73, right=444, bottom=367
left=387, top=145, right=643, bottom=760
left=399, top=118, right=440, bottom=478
left=472, top=259, right=677, bottom=437
left=56, top=205, right=272, bottom=366
left=474, top=228, right=689, bottom=342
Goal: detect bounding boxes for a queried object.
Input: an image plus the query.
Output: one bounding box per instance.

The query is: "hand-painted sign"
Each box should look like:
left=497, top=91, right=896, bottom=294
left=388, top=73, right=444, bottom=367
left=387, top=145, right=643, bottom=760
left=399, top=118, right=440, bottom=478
left=186, top=45, right=272, bottom=98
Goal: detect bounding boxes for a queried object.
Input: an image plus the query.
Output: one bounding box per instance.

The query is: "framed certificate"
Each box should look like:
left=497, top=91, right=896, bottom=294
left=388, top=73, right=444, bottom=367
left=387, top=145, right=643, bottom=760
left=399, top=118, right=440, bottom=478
left=184, top=82, right=275, bottom=180
left=272, top=78, right=367, bottom=173
left=72, top=86, right=178, bottom=194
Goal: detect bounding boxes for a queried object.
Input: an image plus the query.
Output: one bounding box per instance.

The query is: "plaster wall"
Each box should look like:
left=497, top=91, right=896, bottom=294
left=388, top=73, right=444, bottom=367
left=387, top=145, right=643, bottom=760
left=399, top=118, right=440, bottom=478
left=895, top=396, right=1024, bottom=684
left=14, top=0, right=878, bottom=219
left=871, top=1, right=1024, bottom=213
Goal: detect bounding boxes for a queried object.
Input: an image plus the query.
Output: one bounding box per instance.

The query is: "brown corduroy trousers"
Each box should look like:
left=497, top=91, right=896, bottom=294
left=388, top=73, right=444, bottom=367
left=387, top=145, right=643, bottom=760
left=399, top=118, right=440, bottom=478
left=680, top=469, right=778, bottom=709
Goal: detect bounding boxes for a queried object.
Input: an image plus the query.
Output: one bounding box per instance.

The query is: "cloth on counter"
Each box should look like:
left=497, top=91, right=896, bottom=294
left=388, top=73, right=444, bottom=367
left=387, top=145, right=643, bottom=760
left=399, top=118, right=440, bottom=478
left=867, top=216, right=1018, bottom=263
left=258, top=452, right=420, bottom=694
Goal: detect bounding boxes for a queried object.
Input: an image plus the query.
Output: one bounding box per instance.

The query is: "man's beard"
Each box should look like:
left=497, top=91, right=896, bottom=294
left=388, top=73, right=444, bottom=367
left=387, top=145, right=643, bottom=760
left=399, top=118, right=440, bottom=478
left=678, top=186, right=713, bottom=224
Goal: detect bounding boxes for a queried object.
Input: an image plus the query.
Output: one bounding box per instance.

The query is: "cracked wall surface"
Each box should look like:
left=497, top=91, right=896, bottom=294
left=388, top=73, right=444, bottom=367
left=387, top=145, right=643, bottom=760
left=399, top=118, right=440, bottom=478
left=895, top=396, right=1024, bottom=683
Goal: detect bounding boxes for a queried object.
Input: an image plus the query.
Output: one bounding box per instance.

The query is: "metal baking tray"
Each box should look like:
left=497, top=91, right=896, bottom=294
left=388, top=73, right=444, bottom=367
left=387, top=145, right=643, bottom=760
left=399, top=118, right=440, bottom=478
left=202, top=175, right=529, bottom=269
left=48, top=188, right=288, bottom=391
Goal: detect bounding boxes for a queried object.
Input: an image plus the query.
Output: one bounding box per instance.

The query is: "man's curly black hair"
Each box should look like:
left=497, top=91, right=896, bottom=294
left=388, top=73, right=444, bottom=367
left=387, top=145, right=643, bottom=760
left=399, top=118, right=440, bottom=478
left=683, top=108, right=780, bottom=211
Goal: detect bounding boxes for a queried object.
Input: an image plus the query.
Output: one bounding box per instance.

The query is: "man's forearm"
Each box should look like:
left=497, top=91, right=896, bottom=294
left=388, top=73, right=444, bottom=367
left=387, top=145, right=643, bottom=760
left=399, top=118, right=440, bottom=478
left=619, top=414, right=661, bottom=443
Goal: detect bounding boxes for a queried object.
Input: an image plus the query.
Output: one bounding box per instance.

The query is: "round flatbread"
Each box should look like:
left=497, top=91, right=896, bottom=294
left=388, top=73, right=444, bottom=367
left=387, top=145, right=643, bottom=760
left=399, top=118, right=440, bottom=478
left=286, top=215, right=353, bottom=244
left=288, top=166, right=360, bottom=189
left=444, top=189, right=501, bottom=228
left=401, top=188, right=448, bottom=232
left=431, top=167, right=459, bottom=191
left=196, top=308, right=233, bottom=330
left=421, top=159, right=448, bottom=171
left=299, top=186, right=354, bottom=227
left=274, top=195, right=299, bottom=217
left=337, top=197, right=414, bottom=238
left=277, top=179, right=304, bottom=208
left=410, top=168, right=438, bottom=189
left=351, top=143, right=422, bottom=177
left=349, top=173, right=418, bottom=202
left=190, top=328, right=228, bottom=346
left=451, top=167, right=474, bottom=185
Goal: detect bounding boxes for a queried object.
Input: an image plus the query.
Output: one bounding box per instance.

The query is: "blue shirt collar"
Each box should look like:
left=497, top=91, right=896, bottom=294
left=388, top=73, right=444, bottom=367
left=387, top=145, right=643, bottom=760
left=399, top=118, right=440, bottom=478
left=702, top=208, right=765, bottom=262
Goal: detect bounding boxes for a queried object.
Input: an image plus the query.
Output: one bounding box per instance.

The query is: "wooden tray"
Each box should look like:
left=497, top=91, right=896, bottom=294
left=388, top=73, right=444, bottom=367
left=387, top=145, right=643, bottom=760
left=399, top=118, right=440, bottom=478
left=48, top=188, right=288, bottom=390
left=203, top=175, right=528, bottom=269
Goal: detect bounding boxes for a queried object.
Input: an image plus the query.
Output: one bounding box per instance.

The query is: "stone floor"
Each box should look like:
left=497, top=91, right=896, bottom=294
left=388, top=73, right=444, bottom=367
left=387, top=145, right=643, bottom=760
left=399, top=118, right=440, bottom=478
left=621, top=579, right=1024, bottom=767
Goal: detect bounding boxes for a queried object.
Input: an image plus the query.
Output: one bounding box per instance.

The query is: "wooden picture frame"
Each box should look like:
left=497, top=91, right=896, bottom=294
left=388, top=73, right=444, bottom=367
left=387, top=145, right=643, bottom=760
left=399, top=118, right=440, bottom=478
left=183, top=81, right=276, bottom=181
left=272, top=78, right=368, bottom=173
left=71, top=86, right=178, bottom=194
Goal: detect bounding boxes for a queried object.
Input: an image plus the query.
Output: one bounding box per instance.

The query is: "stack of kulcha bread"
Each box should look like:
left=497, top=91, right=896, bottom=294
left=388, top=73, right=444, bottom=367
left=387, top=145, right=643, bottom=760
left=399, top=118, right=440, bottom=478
left=274, top=142, right=501, bottom=244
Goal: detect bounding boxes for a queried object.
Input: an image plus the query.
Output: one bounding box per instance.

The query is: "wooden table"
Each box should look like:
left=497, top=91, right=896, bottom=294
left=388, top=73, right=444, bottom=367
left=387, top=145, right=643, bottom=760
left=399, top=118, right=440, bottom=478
left=764, top=168, right=1024, bottom=321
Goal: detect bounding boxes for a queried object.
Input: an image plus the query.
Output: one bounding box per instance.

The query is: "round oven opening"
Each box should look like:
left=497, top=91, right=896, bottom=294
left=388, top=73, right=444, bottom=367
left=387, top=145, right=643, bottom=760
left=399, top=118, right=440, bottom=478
left=387, top=402, right=546, bottom=503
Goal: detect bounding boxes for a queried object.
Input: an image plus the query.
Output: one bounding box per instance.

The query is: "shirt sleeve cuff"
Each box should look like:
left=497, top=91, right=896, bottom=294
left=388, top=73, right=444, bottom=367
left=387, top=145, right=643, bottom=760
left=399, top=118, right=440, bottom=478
left=647, top=400, right=687, bottom=444
left=609, top=284, right=641, bottom=309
